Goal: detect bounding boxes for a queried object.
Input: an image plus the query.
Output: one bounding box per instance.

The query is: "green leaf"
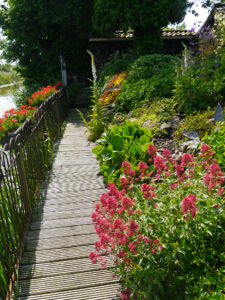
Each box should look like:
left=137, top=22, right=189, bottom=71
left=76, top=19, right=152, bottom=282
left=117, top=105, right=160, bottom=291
left=101, top=149, right=112, bottom=161
left=110, top=135, right=123, bottom=150
left=92, top=144, right=102, bottom=155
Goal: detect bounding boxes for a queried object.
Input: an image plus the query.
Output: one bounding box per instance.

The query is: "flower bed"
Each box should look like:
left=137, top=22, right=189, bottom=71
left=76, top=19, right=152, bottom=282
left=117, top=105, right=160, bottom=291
left=90, top=144, right=225, bottom=299
left=0, top=82, right=62, bottom=142
left=99, top=73, right=128, bottom=105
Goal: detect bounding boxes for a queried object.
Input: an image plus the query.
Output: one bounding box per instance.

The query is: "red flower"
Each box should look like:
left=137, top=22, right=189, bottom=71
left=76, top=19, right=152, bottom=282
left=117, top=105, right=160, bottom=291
left=0, top=126, right=4, bottom=130
left=11, top=119, right=17, bottom=123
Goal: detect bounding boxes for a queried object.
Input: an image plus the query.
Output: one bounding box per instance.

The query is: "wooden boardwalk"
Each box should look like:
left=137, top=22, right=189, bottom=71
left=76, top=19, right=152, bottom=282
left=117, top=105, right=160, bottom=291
left=15, top=110, right=121, bottom=299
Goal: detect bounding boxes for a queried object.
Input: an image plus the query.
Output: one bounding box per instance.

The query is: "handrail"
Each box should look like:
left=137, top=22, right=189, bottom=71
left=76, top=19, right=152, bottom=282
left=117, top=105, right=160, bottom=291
left=0, top=88, right=68, bottom=300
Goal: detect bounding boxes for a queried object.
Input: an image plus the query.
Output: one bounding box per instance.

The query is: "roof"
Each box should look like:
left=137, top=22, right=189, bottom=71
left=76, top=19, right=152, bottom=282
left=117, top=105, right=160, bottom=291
left=89, top=4, right=225, bottom=43
left=89, top=29, right=196, bottom=42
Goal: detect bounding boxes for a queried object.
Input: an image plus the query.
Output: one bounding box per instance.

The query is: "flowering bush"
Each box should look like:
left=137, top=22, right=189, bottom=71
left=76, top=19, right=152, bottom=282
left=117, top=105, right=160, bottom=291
left=99, top=73, right=128, bottom=105
left=0, top=82, right=62, bottom=141
left=0, top=105, right=36, bottom=139
left=90, top=144, right=225, bottom=299
left=28, top=82, right=61, bottom=107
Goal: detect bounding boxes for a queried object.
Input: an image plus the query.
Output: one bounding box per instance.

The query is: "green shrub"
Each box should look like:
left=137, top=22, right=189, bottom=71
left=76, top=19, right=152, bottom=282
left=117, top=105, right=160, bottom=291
left=92, top=121, right=152, bottom=184
left=114, top=54, right=177, bottom=112
left=203, top=121, right=225, bottom=169
left=13, top=83, right=42, bottom=107
left=98, top=51, right=137, bottom=85
left=174, top=109, right=215, bottom=142
left=91, top=145, right=225, bottom=299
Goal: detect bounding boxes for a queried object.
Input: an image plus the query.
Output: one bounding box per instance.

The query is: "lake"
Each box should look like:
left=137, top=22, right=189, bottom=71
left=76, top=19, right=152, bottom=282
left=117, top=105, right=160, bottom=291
left=0, top=83, right=21, bottom=118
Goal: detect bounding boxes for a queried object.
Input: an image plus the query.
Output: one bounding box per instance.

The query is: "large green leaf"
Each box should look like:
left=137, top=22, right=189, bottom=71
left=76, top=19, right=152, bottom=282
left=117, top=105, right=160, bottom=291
left=110, top=135, right=123, bottom=151
left=92, top=144, right=102, bottom=155
left=101, top=149, right=113, bottom=161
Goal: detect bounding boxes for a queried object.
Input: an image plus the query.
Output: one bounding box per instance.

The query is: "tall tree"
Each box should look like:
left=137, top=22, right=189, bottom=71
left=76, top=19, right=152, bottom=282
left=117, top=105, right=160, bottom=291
left=93, top=0, right=190, bottom=53
left=0, top=0, right=93, bottom=85
left=92, top=0, right=224, bottom=54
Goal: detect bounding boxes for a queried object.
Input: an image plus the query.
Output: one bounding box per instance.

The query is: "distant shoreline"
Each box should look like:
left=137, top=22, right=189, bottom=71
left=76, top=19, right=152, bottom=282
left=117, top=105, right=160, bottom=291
left=0, top=81, right=23, bottom=89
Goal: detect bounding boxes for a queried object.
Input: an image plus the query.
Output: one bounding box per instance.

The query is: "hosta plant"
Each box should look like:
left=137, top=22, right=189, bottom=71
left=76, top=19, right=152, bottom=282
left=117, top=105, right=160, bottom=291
left=90, top=144, right=225, bottom=299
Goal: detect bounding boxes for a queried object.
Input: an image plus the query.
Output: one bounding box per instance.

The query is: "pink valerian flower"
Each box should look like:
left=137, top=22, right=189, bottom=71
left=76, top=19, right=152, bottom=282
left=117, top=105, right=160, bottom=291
left=120, top=177, right=129, bottom=189
left=89, top=251, right=98, bottom=264
left=218, top=187, right=224, bottom=195
left=128, top=219, right=139, bottom=235
left=121, top=197, right=134, bottom=210
left=148, top=144, right=157, bottom=156
left=199, top=144, right=215, bottom=162
left=128, top=241, right=138, bottom=253
left=203, top=163, right=224, bottom=191
left=162, top=148, right=172, bottom=160
left=122, top=288, right=132, bottom=300
left=175, top=164, right=184, bottom=177
left=143, top=191, right=156, bottom=199
left=154, top=155, right=166, bottom=174
left=181, top=153, right=194, bottom=167
left=170, top=183, right=178, bottom=190
left=138, top=161, right=149, bottom=173
left=182, top=194, right=198, bottom=220
left=122, top=161, right=132, bottom=175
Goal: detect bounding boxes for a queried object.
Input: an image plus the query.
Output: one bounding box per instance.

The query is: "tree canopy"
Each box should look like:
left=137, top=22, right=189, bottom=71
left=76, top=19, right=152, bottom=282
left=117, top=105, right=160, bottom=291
left=0, top=0, right=223, bottom=85
left=0, top=0, right=93, bottom=85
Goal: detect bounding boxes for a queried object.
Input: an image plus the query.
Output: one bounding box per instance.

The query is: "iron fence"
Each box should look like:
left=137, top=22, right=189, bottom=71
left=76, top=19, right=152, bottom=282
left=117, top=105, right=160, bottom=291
left=0, top=89, right=67, bottom=300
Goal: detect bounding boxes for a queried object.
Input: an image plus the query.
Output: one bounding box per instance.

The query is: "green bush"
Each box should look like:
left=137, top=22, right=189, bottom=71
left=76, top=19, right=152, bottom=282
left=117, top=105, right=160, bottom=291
left=114, top=54, right=177, bottom=112
left=92, top=121, right=152, bottom=184
left=203, top=121, right=225, bottom=169
left=13, top=83, right=42, bottom=107
left=174, top=109, right=215, bottom=142
left=91, top=145, right=225, bottom=299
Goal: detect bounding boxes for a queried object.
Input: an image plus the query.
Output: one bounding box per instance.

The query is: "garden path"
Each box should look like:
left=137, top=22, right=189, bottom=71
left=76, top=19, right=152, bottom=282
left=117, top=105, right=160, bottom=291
left=15, top=109, right=121, bottom=299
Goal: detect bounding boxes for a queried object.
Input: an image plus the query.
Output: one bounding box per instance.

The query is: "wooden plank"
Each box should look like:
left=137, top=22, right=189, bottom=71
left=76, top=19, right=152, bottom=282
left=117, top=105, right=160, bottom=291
left=27, top=224, right=95, bottom=240
left=19, top=257, right=114, bottom=279
left=29, top=216, right=93, bottom=230
left=16, top=270, right=119, bottom=296
left=21, top=245, right=95, bottom=265
left=24, top=233, right=97, bottom=251
left=32, top=208, right=93, bottom=221
left=16, top=283, right=121, bottom=300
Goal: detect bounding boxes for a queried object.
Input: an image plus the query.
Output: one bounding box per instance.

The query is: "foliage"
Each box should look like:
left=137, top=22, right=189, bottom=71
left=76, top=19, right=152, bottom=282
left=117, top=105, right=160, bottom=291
left=90, top=144, right=225, bottom=299
left=174, top=109, right=215, bottom=142
left=0, top=70, right=20, bottom=85
left=77, top=82, right=106, bottom=142
left=14, top=83, right=47, bottom=107
left=0, top=83, right=61, bottom=140
left=123, top=98, right=177, bottom=137
left=92, top=122, right=152, bottom=184
left=114, top=54, right=177, bottom=112
left=203, top=121, right=225, bottom=169
left=0, top=0, right=93, bottom=85
left=99, top=73, right=128, bottom=106
left=93, top=0, right=190, bottom=53
left=27, top=83, right=60, bottom=107
left=97, top=52, right=137, bottom=90
left=173, top=51, right=219, bottom=114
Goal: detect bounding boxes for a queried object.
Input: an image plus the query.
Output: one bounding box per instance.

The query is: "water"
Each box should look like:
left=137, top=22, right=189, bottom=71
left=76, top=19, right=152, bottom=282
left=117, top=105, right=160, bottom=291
left=0, top=84, right=22, bottom=118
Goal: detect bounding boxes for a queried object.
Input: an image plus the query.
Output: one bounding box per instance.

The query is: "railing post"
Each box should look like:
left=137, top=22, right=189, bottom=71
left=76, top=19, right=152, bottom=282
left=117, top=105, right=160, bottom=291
left=16, top=146, right=32, bottom=216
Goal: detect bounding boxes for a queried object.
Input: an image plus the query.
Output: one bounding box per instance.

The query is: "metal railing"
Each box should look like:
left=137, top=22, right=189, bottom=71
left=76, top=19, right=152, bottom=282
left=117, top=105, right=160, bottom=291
left=0, top=89, right=67, bottom=300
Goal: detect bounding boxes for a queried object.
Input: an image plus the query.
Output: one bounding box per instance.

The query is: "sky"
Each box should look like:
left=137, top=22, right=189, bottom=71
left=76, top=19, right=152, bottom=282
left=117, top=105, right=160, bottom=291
left=183, top=2, right=211, bottom=30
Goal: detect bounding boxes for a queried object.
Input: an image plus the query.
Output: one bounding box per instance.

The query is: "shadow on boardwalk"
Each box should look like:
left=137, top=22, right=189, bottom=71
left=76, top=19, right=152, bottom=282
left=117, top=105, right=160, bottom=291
left=15, top=109, right=121, bottom=299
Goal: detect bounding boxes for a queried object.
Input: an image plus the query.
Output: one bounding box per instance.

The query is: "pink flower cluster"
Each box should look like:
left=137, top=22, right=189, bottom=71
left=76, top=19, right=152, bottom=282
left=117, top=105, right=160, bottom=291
left=182, top=194, right=198, bottom=220
left=89, top=182, right=162, bottom=269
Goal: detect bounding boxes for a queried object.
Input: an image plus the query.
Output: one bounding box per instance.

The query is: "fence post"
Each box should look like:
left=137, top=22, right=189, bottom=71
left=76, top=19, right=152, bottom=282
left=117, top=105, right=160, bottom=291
left=16, top=146, right=32, bottom=216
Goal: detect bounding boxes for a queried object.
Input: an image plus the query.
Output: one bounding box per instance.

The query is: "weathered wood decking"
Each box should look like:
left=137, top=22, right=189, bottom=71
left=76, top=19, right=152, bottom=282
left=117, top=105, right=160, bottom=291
left=16, top=110, right=121, bottom=299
